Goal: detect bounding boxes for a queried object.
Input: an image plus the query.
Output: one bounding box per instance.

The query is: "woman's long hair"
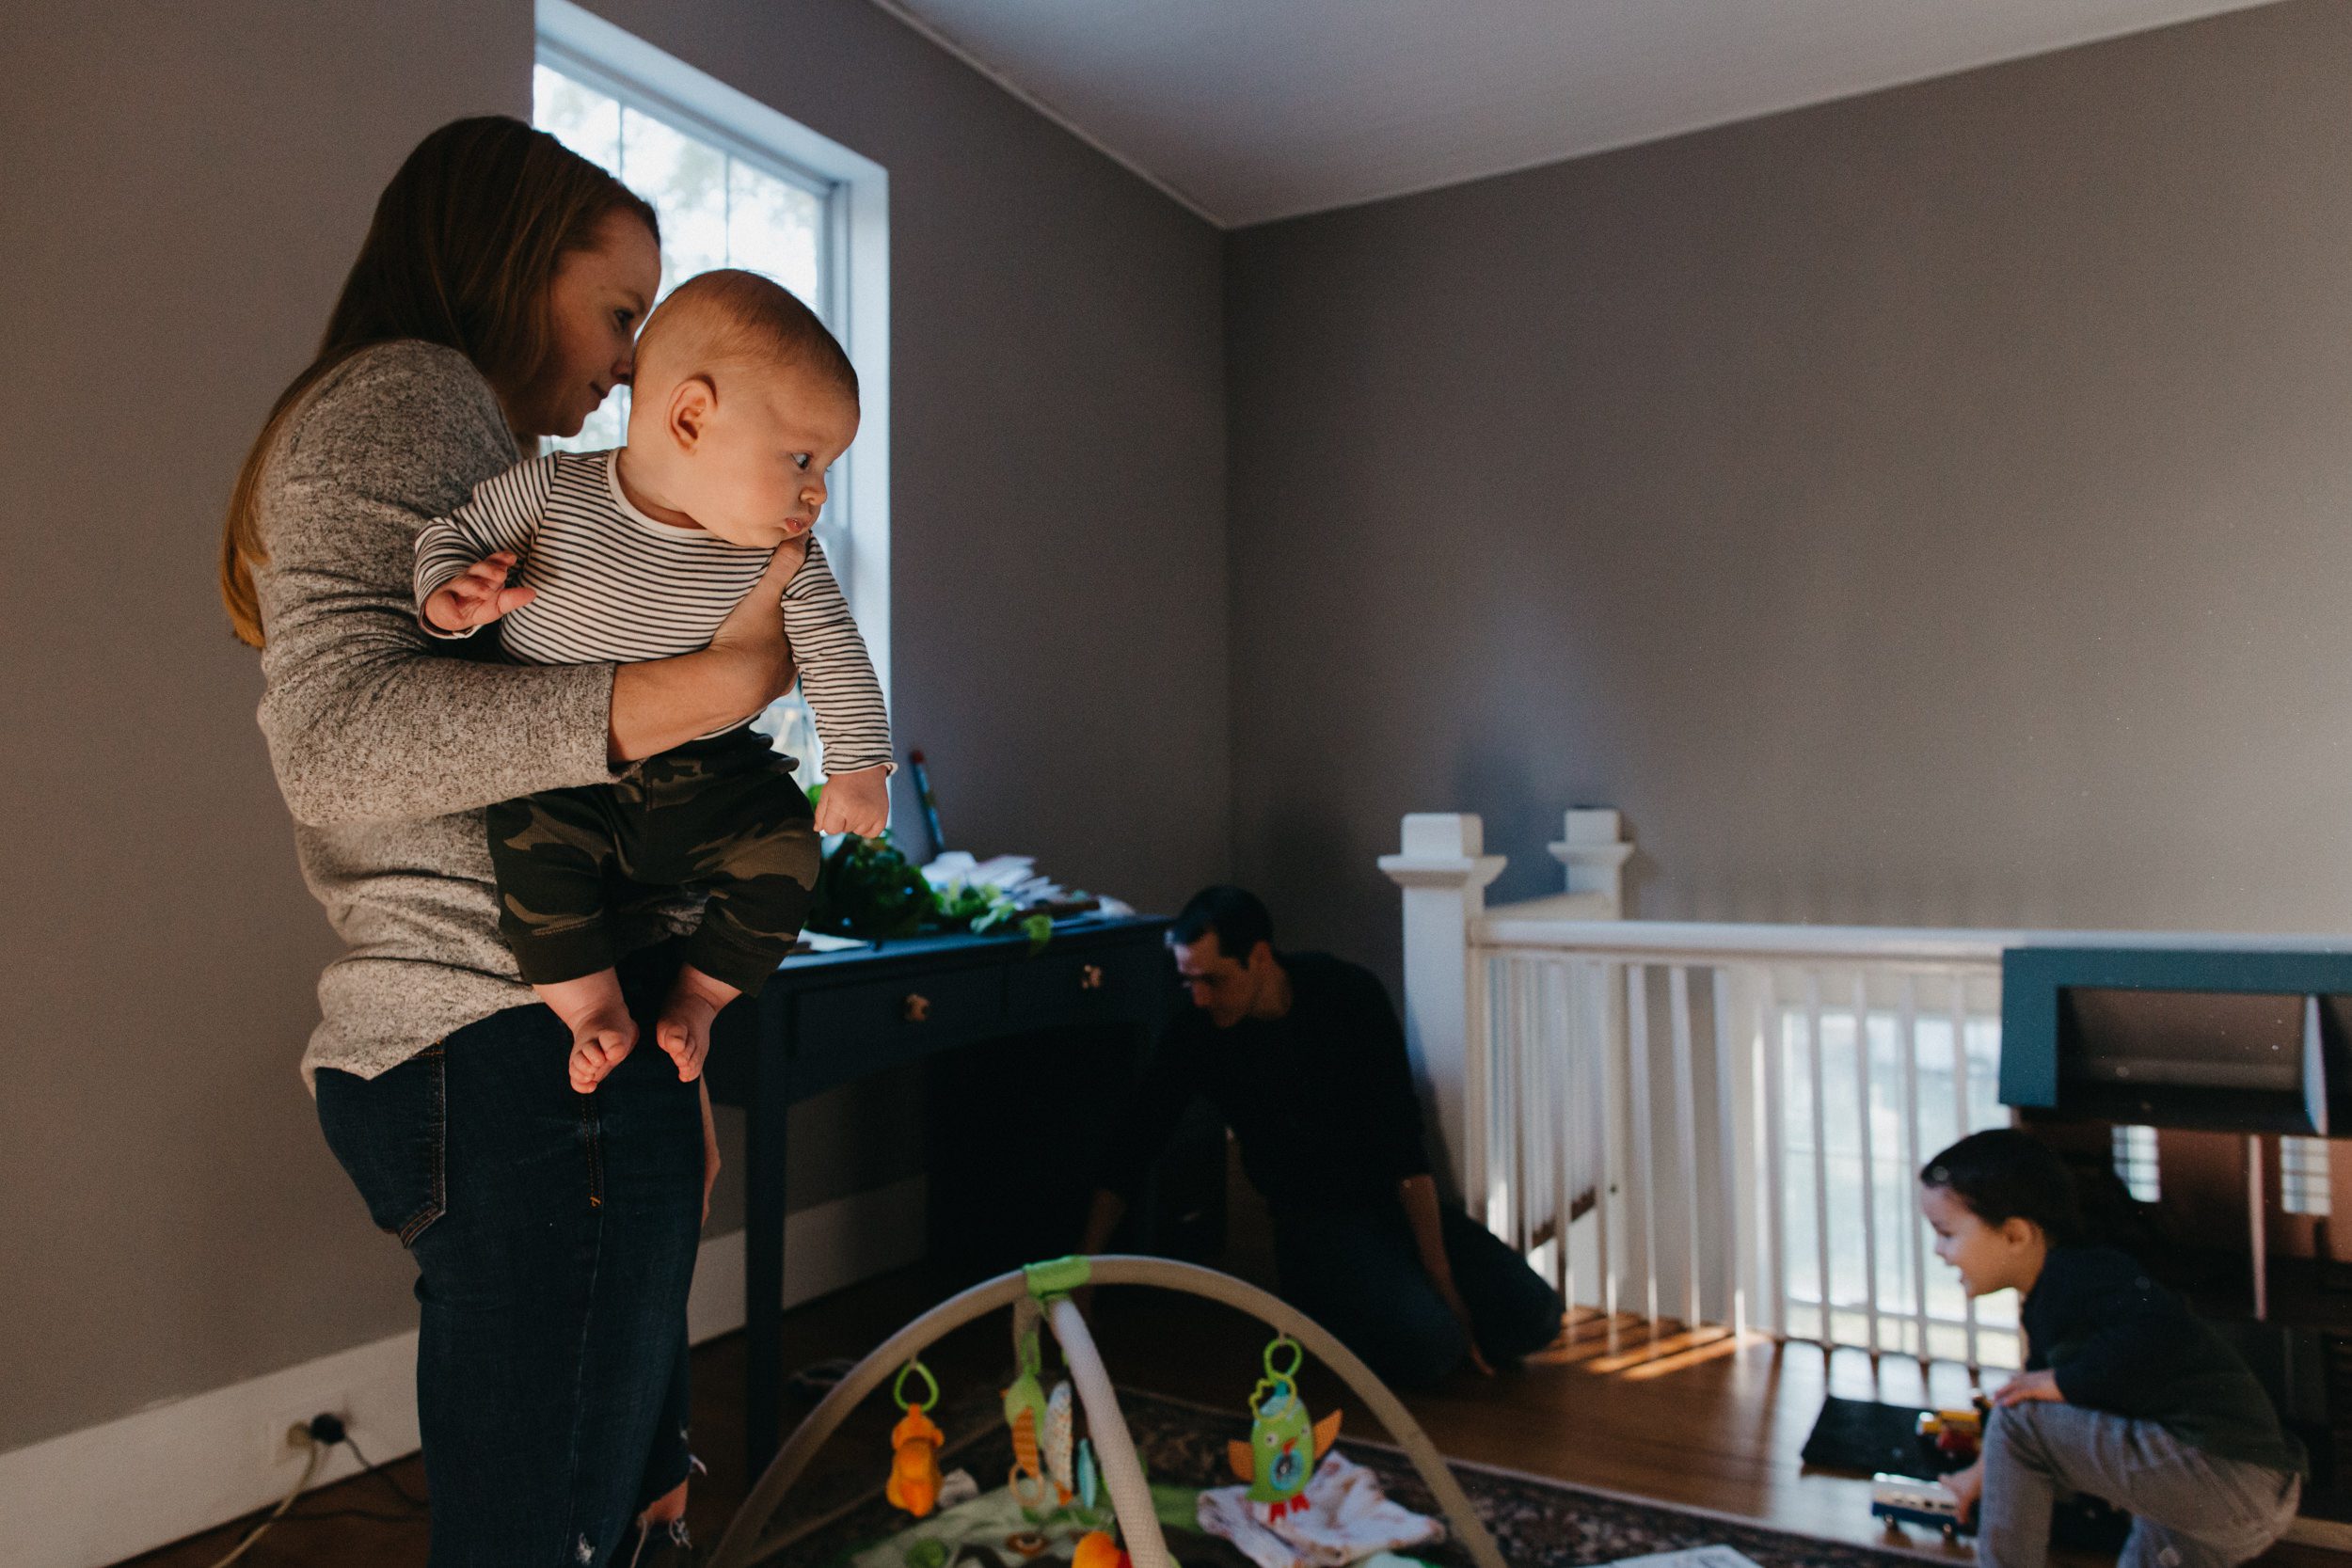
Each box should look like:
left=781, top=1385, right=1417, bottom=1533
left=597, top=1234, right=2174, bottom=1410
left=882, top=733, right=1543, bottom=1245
left=221, top=116, right=658, bottom=647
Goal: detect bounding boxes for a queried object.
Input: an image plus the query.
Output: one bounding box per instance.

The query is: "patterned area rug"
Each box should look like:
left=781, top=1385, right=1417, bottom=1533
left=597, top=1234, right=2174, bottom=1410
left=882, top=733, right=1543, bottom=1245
left=755, top=1386, right=1947, bottom=1568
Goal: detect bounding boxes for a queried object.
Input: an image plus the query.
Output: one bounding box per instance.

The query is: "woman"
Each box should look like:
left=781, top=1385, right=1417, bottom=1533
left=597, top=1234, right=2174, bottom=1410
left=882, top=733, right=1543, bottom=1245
left=225, top=116, right=799, bottom=1566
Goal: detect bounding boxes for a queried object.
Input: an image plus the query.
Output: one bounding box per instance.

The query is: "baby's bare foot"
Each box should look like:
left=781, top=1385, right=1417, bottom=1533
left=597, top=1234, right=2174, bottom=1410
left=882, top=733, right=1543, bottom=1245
left=567, top=1009, right=638, bottom=1093
left=534, top=971, right=637, bottom=1093
left=656, top=966, right=741, bottom=1082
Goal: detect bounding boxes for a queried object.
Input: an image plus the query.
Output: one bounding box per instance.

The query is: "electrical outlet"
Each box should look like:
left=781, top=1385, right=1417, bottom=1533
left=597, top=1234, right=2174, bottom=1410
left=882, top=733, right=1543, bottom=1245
left=265, top=1409, right=338, bottom=1465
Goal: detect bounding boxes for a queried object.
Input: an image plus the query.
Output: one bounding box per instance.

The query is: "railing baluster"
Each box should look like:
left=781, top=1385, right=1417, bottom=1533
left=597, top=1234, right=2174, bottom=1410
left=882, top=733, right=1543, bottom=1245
left=1854, top=972, right=1882, bottom=1357
left=1465, top=940, right=1494, bottom=1228
left=1759, top=966, right=1787, bottom=1338
left=1670, top=964, right=1703, bottom=1328
left=1712, top=966, right=1743, bottom=1337
left=1527, top=957, right=1549, bottom=1262
left=1512, top=958, right=1533, bottom=1253
left=1900, top=974, right=1928, bottom=1362
left=1549, top=959, right=1576, bottom=1311
left=1627, top=962, right=1660, bottom=1324
left=1589, top=958, right=1617, bottom=1321
left=1951, top=973, right=1980, bottom=1368
left=1806, top=969, right=1832, bottom=1347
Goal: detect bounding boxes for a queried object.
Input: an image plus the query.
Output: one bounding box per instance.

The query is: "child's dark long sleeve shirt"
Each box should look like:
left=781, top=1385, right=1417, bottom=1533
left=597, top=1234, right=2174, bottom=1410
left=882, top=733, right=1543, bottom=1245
left=2023, top=1244, right=2306, bottom=1476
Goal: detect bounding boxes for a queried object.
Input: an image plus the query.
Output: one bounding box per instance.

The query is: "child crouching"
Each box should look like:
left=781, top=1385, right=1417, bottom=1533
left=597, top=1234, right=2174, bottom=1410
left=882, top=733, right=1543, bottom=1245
left=1922, top=1129, right=2304, bottom=1568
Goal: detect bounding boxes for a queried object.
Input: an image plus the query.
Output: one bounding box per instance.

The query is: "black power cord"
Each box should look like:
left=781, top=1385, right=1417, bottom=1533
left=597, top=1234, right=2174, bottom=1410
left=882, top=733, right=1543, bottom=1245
left=326, top=1421, right=430, bottom=1514
left=199, top=1415, right=432, bottom=1565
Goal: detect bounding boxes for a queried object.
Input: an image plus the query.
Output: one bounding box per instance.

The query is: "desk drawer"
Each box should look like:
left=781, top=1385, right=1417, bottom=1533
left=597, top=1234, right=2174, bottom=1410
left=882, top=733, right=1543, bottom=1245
left=789, top=966, right=1006, bottom=1093
left=1005, top=942, right=1168, bottom=1032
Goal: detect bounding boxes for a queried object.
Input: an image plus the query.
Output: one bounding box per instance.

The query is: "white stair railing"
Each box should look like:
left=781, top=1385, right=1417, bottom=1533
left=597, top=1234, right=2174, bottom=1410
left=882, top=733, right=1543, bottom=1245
left=1384, top=812, right=2022, bottom=1368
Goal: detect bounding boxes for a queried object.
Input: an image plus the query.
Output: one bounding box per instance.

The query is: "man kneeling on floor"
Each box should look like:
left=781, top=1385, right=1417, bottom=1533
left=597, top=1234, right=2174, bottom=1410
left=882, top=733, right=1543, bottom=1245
left=1079, top=885, right=1564, bottom=1387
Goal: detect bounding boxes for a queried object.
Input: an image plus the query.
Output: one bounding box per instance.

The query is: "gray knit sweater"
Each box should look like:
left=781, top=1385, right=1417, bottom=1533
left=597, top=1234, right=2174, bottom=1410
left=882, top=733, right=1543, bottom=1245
left=254, top=341, right=691, bottom=1086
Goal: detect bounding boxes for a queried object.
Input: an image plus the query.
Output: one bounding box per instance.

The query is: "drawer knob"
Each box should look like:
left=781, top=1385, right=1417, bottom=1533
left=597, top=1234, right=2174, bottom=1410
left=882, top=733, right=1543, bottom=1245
left=1080, top=964, right=1105, bottom=992
left=903, top=993, right=931, bottom=1024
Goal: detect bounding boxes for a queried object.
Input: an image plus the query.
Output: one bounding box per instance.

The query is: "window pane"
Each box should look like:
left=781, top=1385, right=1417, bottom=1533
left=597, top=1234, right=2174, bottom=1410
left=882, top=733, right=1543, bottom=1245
left=2283, top=1136, right=2331, bottom=1216
left=2112, top=1125, right=2161, bottom=1203
left=620, top=106, right=728, bottom=284
left=535, top=66, right=620, bottom=168
left=728, top=161, right=824, bottom=304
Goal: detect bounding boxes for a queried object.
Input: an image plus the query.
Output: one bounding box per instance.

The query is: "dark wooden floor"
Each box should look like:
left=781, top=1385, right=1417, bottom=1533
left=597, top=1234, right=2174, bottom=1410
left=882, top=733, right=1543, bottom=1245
left=117, top=1186, right=2348, bottom=1567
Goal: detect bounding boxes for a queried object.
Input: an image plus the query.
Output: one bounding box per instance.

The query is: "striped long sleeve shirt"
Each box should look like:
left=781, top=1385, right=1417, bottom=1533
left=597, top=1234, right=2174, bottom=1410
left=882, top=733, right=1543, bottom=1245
left=413, top=450, right=892, bottom=775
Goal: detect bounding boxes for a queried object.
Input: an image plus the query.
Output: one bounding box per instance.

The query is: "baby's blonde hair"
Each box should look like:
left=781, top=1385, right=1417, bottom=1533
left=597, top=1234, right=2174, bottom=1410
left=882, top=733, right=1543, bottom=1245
left=633, top=268, right=858, bottom=404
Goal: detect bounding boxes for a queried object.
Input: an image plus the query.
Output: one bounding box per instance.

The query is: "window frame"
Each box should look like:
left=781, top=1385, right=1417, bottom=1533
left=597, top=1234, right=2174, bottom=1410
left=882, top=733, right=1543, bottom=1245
left=535, top=0, right=893, bottom=715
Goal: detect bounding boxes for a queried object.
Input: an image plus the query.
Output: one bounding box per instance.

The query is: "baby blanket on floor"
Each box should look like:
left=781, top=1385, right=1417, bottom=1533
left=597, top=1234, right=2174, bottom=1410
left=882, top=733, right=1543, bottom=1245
left=1197, top=1452, right=1444, bottom=1568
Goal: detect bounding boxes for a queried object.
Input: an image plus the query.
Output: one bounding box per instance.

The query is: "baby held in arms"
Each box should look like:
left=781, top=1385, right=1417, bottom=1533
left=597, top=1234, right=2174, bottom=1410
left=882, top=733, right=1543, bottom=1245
left=415, top=269, right=891, bottom=1093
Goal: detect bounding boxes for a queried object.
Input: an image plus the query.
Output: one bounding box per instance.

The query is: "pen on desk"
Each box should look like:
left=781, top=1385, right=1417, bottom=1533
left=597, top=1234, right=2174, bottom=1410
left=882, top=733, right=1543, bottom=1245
left=909, top=749, right=946, bottom=859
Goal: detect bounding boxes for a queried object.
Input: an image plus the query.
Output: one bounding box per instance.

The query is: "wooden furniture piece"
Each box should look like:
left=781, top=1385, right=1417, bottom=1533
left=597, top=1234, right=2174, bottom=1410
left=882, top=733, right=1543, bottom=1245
left=704, top=913, right=1172, bottom=1470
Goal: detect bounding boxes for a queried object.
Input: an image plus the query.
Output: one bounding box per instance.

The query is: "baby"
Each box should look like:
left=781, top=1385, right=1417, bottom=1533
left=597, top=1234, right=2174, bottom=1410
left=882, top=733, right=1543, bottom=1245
left=415, top=268, right=890, bottom=1092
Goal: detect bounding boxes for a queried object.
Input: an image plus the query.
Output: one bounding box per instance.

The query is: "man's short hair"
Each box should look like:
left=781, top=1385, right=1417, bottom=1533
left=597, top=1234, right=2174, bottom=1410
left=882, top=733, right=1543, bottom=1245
left=1169, top=885, right=1274, bottom=962
left=636, top=267, right=859, bottom=403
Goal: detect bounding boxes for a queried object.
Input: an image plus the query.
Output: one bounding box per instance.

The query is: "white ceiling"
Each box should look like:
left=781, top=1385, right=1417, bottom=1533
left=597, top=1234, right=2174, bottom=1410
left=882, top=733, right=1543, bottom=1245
left=869, top=0, right=2288, bottom=228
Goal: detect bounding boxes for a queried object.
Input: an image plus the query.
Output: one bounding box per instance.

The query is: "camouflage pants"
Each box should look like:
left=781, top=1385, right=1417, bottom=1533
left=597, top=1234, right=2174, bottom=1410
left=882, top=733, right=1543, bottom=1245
left=486, top=729, right=820, bottom=996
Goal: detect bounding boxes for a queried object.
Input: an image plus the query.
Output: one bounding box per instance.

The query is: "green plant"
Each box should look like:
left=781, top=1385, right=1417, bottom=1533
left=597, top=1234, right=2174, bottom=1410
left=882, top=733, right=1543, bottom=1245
left=930, top=879, right=1055, bottom=954
left=805, top=828, right=934, bottom=941
left=804, top=787, right=1054, bottom=949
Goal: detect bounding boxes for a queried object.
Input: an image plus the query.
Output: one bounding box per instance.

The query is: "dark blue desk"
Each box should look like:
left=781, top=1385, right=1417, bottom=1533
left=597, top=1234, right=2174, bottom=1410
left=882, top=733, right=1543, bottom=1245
left=704, top=913, right=1171, bottom=1469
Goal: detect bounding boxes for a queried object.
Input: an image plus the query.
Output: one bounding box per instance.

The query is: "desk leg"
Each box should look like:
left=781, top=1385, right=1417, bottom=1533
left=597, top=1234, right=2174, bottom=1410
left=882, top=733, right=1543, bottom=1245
left=745, top=1044, right=790, bottom=1476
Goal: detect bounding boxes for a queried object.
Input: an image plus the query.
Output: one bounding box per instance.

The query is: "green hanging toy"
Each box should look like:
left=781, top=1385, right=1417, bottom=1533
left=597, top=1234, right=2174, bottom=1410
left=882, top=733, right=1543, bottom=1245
left=1227, top=1335, right=1342, bottom=1519
left=1003, top=1323, right=1054, bottom=1513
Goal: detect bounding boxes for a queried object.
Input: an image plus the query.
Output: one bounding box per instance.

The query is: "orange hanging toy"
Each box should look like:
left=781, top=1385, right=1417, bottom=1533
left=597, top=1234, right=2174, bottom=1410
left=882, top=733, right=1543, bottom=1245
left=885, top=1360, right=946, bottom=1517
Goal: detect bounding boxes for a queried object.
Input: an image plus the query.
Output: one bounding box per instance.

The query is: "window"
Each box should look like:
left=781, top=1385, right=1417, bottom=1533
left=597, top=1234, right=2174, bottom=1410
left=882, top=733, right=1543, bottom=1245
left=2282, top=1136, right=2331, bottom=1217
left=2112, top=1124, right=2161, bottom=1204
left=533, top=0, right=891, bottom=774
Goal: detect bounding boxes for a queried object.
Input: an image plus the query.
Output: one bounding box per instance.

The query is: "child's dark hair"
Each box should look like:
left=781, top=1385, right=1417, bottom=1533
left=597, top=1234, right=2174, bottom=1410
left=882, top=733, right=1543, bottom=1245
left=1920, top=1129, right=2086, bottom=1244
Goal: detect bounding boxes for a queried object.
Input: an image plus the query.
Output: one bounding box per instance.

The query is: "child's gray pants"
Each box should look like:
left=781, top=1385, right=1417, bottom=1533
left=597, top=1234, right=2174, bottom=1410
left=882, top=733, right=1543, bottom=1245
left=1979, top=1401, right=2301, bottom=1568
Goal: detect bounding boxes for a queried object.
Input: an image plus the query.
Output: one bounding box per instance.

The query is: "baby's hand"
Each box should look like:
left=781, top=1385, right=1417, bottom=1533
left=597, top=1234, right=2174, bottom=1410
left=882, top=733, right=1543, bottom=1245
left=815, top=765, right=890, bottom=838
left=423, top=550, right=536, bottom=633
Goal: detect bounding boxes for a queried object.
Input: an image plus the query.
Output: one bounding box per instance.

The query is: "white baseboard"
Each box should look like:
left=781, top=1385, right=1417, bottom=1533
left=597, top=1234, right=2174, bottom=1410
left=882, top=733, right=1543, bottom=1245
left=2, top=1176, right=928, bottom=1568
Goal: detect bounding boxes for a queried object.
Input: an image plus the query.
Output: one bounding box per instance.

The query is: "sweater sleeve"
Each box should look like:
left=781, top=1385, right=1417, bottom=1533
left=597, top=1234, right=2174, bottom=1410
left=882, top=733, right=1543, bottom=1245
left=253, top=343, right=625, bottom=827
left=780, top=538, right=894, bottom=776
left=411, top=454, right=556, bottom=638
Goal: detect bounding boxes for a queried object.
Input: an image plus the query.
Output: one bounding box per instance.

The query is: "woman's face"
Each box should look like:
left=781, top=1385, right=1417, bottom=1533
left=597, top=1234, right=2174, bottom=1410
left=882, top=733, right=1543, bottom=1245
left=508, top=210, right=662, bottom=440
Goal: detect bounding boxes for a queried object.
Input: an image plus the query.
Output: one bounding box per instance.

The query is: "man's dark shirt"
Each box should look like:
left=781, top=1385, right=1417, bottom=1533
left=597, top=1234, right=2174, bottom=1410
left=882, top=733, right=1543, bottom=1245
left=2023, top=1243, right=2307, bottom=1476
left=1099, top=952, right=1430, bottom=1217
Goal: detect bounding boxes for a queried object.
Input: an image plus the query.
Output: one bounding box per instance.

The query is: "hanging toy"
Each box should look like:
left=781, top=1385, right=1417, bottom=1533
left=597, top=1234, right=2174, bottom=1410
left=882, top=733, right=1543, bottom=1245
left=1042, top=1379, right=1077, bottom=1504
left=1004, top=1324, right=1057, bottom=1516
left=1227, top=1336, right=1342, bottom=1520
left=885, top=1360, right=946, bottom=1517
left=1072, top=1530, right=1131, bottom=1568
left=1075, top=1436, right=1102, bottom=1513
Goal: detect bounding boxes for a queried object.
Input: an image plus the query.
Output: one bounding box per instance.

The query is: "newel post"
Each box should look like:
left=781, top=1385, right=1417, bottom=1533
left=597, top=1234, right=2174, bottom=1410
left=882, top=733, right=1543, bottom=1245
left=1378, top=814, right=1507, bottom=1219
left=1549, top=808, right=1632, bottom=914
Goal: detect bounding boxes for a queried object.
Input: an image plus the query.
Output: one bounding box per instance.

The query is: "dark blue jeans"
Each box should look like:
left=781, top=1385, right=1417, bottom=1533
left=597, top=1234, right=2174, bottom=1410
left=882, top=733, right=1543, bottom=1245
left=316, top=943, right=703, bottom=1568
left=1274, top=1199, right=1564, bottom=1390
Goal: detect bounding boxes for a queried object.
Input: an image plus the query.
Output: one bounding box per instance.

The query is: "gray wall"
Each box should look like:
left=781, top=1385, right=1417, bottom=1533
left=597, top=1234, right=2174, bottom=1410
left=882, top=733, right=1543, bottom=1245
left=1227, top=0, right=2352, bottom=986
left=0, top=0, right=1224, bottom=1451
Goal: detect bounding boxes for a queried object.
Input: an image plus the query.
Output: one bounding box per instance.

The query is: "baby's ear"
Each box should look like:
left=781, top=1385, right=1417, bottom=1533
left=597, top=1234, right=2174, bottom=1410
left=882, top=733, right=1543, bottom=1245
left=666, top=374, right=718, bottom=449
